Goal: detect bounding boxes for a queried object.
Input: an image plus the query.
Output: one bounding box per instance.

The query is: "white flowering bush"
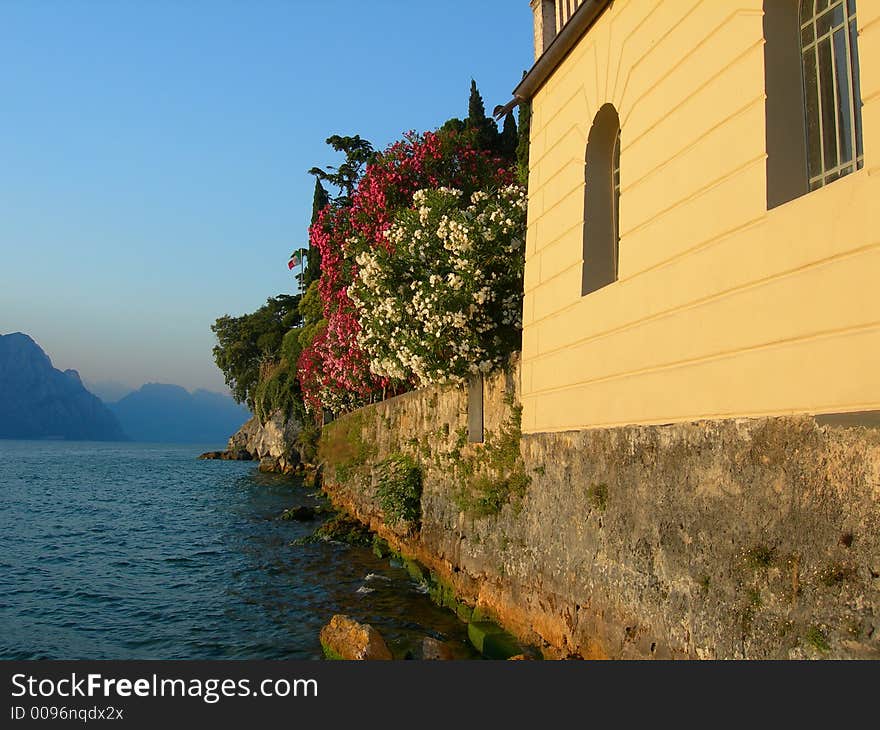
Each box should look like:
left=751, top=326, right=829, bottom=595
left=348, top=184, right=527, bottom=387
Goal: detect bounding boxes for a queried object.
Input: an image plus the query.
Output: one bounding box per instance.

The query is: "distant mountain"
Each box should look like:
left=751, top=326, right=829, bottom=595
left=0, top=332, right=128, bottom=441
left=108, top=383, right=250, bottom=444
left=84, top=379, right=134, bottom=403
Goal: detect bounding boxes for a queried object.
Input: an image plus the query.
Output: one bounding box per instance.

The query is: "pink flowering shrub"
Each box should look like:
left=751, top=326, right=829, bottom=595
left=298, top=129, right=515, bottom=414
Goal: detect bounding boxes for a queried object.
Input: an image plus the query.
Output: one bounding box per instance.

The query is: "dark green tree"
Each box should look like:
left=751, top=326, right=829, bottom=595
left=302, top=178, right=330, bottom=290
left=500, top=112, right=518, bottom=161
left=311, top=177, right=330, bottom=221
left=466, top=79, right=499, bottom=154
left=308, top=134, right=375, bottom=204
left=439, top=117, right=465, bottom=135
left=516, top=98, right=531, bottom=187
left=211, top=295, right=302, bottom=408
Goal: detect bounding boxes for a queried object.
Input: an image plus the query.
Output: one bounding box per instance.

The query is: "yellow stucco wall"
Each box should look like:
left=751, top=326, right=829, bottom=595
left=522, top=0, right=880, bottom=433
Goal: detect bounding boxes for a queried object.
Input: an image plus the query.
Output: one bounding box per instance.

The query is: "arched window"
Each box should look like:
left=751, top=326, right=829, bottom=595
left=582, top=103, right=620, bottom=296
left=800, top=0, right=863, bottom=190
left=764, top=1, right=863, bottom=208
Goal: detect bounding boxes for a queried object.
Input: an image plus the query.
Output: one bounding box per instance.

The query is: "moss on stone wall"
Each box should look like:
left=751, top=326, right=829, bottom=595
left=442, top=405, right=530, bottom=518
left=319, top=363, right=529, bottom=522
left=375, top=453, right=423, bottom=528
left=318, top=410, right=375, bottom=484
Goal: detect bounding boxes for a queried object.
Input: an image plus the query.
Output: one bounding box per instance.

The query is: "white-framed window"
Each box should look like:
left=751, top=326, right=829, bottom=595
left=800, top=0, right=863, bottom=190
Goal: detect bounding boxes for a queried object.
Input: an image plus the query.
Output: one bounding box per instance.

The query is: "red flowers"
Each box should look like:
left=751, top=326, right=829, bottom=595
left=297, top=129, right=513, bottom=414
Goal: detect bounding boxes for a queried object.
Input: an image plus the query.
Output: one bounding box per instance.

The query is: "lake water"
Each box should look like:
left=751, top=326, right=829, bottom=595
left=0, top=440, right=477, bottom=659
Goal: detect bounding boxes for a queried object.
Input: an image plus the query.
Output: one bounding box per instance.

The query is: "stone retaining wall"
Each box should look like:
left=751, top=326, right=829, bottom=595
left=318, top=358, right=880, bottom=659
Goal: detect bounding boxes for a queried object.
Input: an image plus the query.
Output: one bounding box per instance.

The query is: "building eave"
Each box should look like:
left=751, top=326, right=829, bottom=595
left=513, top=0, right=612, bottom=102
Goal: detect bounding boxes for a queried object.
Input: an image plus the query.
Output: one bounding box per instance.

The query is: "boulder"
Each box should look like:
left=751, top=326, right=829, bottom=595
left=280, top=505, right=316, bottom=521
left=421, top=637, right=455, bottom=660
left=198, top=451, right=225, bottom=460
left=227, top=410, right=302, bottom=472
left=319, top=615, right=392, bottom=660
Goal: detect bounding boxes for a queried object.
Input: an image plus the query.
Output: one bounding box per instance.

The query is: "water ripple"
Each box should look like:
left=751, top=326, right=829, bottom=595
left=0, top=440, right=478, bottom=660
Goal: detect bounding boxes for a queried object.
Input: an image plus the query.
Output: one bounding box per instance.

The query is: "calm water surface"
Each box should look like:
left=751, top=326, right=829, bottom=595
left=0, top=440, right=477, bottom=659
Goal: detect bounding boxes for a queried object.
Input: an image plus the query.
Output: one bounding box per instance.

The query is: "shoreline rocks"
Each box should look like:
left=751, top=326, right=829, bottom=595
left=421, top=637, right=455, bottom=660
left=197, top=449, right=252, bottom=461
left=319, top=615, right=392, bottom=660
left=198, top=409, right=303, bottom=474
left=279, top=505, right=317, bottom=522
left=227, top=411, right=301, bottom=474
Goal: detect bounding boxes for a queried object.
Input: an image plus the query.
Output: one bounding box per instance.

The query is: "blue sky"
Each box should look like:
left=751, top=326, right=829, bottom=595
left=0, top=0, right=532, bottom=393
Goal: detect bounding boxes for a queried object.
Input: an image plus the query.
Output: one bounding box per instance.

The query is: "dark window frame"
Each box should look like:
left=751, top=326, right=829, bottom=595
left=582, top=103, right=621, bottom=296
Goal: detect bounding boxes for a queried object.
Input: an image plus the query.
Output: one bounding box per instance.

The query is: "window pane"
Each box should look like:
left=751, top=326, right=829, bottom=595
left=612, top=129, right=620, bottom=270
left=817, top=3, right=845, bottom=36
left=801, top=0, right=814, bottom=18
left=803, top=49, right=822, bottom=179
left=816, top=0, right=831, bottom=12
left=818, top=37, right=838, bottom=171
left=802, top=24, right=815, bottom=46
left=833, top=27, right=854, bottom=164
left=849, top=18, right=863, bottom=159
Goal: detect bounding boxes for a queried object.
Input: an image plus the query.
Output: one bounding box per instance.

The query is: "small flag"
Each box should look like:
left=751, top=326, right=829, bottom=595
left=288, top=253, right=300, bottom=270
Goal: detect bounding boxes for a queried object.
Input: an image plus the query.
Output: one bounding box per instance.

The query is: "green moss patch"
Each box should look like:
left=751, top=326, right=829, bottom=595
left=467, top=621, right=522, bottom=659
left=321, top=643, right=345, bottom=661
left=295, top=513, right=373, bottom=547
left=587, top=483, right=608, bottom=512
left=318, top=411, right=375, bottom=483
left=449, top=405, right=530, bottom=518
left=375, top=453, right=423, bottom=526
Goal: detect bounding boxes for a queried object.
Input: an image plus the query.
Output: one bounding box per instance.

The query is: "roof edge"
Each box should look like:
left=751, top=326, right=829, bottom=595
left=513, top=0, right=612, bottom=102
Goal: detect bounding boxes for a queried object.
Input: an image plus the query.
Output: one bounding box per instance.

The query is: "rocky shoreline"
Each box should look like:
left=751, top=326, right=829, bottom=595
left=199, top=409, right=304, bottom=474
left=205, top=408, right=536, bottom=660
left=294, top=485, right=530, bottom=660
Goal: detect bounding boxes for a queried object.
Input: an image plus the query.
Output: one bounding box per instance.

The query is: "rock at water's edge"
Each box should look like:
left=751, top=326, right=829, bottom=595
left=227, top=410, right=301, bottom=473
left=280, top=505, right=316, bottom=522
left=319, top=615, right=392, bottom=660
left=198, top=449, right=253, bottom=461
left=421, top=637, right=455, bottom=660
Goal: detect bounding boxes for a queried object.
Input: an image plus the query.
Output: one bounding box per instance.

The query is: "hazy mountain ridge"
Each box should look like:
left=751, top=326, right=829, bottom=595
left=85, top=378, right=134, bottom=403
left=109, top=383, right=250, bottom=444
left=0, top=332, right=128, bottom=441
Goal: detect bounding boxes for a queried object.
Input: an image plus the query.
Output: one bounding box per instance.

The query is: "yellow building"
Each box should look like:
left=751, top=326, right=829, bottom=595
left=514, top=0, right=879, bottom=434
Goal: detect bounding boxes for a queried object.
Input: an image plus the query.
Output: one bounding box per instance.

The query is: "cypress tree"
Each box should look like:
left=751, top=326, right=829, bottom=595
left=311, top=177, right=329, bottom=223
left=467, top=79, right=487, bottom=125
left=303, top=179, right=329, bottom=289
left=516, top=99, right=531, bottom=187
left=500, top=112, right=518, bottom=162
left=466, top=79, right=499, bottom=154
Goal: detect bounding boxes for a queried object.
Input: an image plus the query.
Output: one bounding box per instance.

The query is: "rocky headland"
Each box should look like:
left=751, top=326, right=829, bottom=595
left=200, top=409, right=303, bottom=474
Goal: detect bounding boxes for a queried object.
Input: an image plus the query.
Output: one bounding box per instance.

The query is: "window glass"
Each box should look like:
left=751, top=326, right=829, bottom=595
left=800, top=0, right=863, bottom=189
left=582, top=104, right=620, bottom=296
